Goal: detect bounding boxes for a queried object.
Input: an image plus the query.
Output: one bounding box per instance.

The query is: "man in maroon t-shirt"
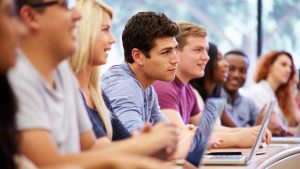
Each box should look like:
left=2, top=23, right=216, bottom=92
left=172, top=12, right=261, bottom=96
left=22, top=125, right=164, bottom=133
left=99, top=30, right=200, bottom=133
left=153, top=22, right=209, bottom=127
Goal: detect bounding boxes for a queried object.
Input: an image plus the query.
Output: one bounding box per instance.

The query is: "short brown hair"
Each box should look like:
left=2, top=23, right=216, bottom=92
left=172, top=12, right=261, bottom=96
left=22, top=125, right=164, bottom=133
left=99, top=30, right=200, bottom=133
left=176, top=22, right=207, bottom=50
left=122, top=12, right=180, bottom=63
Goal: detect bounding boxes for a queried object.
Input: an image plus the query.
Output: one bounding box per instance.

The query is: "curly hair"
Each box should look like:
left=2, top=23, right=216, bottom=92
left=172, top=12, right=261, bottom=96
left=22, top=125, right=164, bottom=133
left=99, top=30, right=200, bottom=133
left=254, top=50, right=297, bottom=124
left=122, top=11, right=180, bottom=63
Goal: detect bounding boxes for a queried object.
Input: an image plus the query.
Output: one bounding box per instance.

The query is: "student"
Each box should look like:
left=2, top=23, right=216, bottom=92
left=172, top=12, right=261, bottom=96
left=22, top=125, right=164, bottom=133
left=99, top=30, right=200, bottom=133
left=221, top=50, right=260, bottom=127
left=188, top=42, right=271, bottom=148
left=101, top=11, right=208, bottom=167
left=0, top=0, right=27, bottom=168
left=249, top=50, right=298, bottom=136
left=70, top=0, right=180, bottom=157
left=9, top=0, right=177, bottom=168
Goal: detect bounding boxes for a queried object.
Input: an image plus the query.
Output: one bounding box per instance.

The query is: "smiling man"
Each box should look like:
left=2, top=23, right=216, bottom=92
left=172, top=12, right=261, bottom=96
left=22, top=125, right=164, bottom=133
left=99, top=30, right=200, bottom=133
left=221, top=50, right=259, bottom=127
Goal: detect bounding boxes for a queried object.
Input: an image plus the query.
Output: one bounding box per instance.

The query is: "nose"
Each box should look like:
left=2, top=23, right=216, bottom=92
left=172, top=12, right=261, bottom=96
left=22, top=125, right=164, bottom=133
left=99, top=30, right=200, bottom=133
left=202, top=51, right=210, bottom=62
left=170, top=50, right=180, bottom=64
left=109, top=32, right=116, bottom=45
left=71, top=7, right=82, bottom=21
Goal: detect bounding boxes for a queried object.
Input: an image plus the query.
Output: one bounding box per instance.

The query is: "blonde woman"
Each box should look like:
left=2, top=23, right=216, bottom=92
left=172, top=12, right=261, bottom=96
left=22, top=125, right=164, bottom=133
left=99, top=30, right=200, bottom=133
left=69, top=0, right=185, bottom=160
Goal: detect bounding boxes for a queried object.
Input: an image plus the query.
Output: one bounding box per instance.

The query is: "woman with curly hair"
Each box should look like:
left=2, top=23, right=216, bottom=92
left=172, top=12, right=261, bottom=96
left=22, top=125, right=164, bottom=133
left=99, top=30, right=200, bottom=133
left=249, top=50, right=299, bottom=136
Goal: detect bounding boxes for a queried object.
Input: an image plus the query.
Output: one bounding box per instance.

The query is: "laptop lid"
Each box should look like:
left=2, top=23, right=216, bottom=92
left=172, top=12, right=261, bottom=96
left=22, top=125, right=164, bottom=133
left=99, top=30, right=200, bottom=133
left=200, top=100, right=275, bottom=166
left=246, top=100, right=275, bottom=164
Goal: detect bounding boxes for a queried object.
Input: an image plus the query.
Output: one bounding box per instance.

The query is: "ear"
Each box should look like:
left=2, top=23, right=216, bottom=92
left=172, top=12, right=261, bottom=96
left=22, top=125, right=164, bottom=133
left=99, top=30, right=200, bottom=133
left=19, top=6, right=40, bottom=31
left=131, top=48, right=145, bottom=66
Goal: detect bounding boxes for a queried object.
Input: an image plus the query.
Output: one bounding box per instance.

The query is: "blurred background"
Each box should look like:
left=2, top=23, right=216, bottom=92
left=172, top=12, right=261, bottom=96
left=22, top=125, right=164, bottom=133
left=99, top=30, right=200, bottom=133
left=102, top=0, right=300, bottom=86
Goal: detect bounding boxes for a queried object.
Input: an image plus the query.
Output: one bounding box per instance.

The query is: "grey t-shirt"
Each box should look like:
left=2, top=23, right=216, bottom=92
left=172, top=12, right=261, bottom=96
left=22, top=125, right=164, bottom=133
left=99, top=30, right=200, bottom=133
left=8, top=55, right=92, bottom=154
left=101, top=63, right=167, bottom=132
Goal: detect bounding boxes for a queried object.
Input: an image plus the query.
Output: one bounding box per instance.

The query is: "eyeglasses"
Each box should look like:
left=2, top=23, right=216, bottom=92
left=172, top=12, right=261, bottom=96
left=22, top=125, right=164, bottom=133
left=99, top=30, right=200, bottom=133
left=29, top=0, right=76, bottom=10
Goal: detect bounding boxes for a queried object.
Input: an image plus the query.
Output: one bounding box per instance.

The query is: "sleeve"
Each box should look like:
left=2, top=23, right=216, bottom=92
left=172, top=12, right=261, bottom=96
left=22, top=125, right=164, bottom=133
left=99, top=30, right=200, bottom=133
left=111, top=115, right=131, bottom=141
left=101, top=76, right=146, bottom=132
left=103, top=90, right=131, bottom=139
left=191, top=99, right=218, bottom=151
left=150, top=87, right=168, bottom=124
left=8, top=67, right=51, bottom=131
left=153, top=81, right=179, bottom=111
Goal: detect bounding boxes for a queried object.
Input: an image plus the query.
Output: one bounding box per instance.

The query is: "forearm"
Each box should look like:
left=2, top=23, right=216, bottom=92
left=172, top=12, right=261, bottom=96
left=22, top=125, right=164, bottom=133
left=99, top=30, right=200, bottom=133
left=211, top=132, right=237, bottom=148
left=221, top=111, right=238, bottom=127
left=91, top=136, right=156, bottom=156
left=214, top=125, right=241, bottom=132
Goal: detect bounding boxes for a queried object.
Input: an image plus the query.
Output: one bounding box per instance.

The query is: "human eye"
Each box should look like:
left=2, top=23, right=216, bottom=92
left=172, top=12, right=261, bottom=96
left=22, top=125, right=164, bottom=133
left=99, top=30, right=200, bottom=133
left=161, top=50, right=171, bottom=55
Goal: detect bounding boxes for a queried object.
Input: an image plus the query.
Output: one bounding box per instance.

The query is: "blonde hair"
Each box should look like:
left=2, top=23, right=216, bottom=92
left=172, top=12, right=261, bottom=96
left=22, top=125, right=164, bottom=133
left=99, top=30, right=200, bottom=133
left=176, top=22, right=207, bottom=50
left=70, top=0, right=113, bottom=139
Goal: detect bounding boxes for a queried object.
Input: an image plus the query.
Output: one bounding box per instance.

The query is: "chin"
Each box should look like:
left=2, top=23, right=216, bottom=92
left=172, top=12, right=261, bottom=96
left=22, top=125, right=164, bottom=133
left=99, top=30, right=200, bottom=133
left=163, top=76, right=176, bottom=82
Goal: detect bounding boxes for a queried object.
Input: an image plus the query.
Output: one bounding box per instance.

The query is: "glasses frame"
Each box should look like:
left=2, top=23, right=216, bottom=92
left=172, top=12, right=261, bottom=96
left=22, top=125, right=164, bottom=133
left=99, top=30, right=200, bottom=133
left=29, top=0, right=76, bottom=10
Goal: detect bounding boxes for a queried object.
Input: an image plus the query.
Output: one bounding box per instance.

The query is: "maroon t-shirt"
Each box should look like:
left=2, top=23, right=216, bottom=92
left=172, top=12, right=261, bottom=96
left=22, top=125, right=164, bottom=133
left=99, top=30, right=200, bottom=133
left=153, top=76, right=200, bottom=124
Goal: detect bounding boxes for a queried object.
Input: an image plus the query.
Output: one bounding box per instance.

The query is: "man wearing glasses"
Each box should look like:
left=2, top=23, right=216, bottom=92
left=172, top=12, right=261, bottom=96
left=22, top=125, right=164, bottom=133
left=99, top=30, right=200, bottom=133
left=9, top=1, right=176, bottom=168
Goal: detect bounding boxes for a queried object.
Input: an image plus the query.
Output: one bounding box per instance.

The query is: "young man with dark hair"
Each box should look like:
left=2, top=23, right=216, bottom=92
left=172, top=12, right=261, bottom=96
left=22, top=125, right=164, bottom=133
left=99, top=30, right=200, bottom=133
left=102, top=11, right=181, bottom=132
left=221, top=50, right=260, bottom=127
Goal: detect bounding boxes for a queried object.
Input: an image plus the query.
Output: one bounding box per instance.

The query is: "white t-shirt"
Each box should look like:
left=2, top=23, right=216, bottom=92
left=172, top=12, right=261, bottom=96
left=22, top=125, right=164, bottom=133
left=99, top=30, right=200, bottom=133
left=247, top=80, right=287, bottom=125
left=8, top=55, right=92, bottom=154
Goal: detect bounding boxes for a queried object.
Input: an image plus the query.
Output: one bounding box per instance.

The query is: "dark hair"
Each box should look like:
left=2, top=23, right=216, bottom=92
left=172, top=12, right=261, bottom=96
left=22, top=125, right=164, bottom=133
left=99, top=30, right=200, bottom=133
left=189, top=42, right=220, bottom=101
left=0, top=74, right=18, bottom=169
left=16, top=0, right=43, bottom=11
left=122, top=11, right=180, bottom=63
left=224, top=50, right=248, bottom=60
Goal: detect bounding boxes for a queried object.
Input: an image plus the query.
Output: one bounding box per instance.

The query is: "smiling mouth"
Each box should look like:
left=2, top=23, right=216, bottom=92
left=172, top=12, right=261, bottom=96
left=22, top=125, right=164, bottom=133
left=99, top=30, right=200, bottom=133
left=168, top=67, right=177, bottom=71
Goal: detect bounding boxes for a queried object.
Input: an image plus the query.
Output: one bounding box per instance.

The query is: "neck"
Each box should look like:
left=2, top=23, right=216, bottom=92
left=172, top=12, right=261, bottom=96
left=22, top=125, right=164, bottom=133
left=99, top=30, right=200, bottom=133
left=21, top=39, right=61, bottom=87
left=76, top=64, right=94, bottom=108
left=129, top=63, right=154, bottom=90
left=76, top=64, right=93, bottom=93
left=266, top=75, right=280, bottom=91
left=176, top=70, right=191, bottom=84
left=224, top=87, right=238, bottom=102
left=205, top=79, right=216, bottom=95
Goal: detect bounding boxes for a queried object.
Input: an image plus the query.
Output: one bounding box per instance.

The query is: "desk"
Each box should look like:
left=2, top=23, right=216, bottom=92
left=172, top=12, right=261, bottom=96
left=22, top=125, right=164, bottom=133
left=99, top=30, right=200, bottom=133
left=200, top=144, right=300, bottom=169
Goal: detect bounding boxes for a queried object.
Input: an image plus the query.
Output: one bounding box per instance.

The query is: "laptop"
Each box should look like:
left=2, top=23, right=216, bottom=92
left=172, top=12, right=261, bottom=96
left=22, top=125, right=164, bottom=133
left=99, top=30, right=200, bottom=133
left=271, top=137, right=300, bottom=144
left=201, top=100, right=275, bottom=165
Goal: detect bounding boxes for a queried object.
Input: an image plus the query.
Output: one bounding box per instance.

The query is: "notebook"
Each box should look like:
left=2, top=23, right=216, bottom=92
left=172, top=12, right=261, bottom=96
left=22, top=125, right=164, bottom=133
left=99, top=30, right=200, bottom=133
left=200, top=100, right=275, bottom=165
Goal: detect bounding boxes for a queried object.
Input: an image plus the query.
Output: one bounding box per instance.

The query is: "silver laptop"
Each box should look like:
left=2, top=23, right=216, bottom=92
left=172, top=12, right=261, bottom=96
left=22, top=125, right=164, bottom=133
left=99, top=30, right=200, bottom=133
left=201, top=100, right=275, bottom=165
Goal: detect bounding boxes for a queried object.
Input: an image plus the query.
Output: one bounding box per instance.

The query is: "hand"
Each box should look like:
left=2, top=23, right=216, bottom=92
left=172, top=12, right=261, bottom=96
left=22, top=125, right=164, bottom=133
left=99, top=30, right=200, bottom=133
left=207, top=135, right=223, bottom=149
left=234, top=126, right=260, bottom=148
left=168, top=124, right=197, bottom=160
left=138, top=122, right=179, bottom=158
left=268, top=121, right=294, bottom=136
left=262, top=128, right=272, bottom=144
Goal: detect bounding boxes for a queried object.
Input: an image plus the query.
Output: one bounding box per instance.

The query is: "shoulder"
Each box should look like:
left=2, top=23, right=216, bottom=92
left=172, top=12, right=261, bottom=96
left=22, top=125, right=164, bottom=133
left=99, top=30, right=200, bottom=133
left=153, top=80, right=176, bottom=93
left=102, top=64, right=141, bottom=91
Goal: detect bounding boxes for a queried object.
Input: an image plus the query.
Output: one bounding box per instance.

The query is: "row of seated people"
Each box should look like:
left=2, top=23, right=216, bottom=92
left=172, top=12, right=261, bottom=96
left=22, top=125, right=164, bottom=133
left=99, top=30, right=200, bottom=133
left=3, top=0, right=297, bottom=168
left=189, top=43, right=300, bottom=136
